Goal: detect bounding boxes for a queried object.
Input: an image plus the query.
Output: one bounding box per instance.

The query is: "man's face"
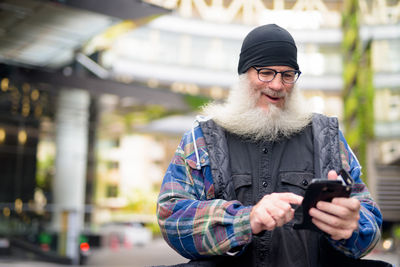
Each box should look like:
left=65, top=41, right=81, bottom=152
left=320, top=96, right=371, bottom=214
left=247, top=65, right=296, bottom=111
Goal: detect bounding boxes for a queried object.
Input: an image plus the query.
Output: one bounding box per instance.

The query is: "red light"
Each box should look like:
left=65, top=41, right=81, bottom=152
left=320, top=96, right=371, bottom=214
left=40, top=243, right=50, bottom=251
left=80, top=242, right=90, bottom=252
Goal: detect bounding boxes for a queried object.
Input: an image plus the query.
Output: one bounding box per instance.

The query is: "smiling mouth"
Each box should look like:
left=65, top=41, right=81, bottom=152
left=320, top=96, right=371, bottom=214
left=267, top=95, right=280, bottom=101
left=262, top=93, right=282, bottom=102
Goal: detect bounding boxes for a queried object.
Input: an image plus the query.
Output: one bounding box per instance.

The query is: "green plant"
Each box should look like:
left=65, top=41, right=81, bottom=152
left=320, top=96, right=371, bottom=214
left=184, top=94, right=212, bottom=111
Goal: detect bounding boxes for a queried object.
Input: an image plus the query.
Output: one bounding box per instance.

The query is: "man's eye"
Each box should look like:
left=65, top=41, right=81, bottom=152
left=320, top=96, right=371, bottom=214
left=283, top=72, right=295, bottom=78
left=259, top=70, right=275, bottom=76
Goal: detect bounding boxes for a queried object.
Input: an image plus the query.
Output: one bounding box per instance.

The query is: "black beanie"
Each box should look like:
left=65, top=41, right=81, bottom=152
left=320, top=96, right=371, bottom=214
left=237, top=24, right=299, bottom=74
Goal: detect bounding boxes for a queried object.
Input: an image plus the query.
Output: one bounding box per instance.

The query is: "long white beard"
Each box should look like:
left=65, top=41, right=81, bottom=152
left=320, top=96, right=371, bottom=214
left=202, top=74, right=312, bottom=142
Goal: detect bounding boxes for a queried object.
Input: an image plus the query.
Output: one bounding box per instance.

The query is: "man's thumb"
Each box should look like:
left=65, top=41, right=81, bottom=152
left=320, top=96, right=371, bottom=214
left=327, top=170, right=338, bottom=180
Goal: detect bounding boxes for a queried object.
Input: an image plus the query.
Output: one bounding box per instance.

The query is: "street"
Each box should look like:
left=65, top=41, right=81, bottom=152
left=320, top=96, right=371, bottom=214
left=86, top=238, right=187, bottom=267
left=0, top=238, right=187, bottom=267
left=0, top=238, right=398, bottom=267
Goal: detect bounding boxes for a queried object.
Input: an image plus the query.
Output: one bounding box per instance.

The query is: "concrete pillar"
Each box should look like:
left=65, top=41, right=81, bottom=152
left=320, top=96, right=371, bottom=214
left=52, top=88, right=90, bottom=262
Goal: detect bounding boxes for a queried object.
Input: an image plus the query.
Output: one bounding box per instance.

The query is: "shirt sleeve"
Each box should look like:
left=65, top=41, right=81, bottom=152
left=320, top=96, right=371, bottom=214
left=157, top=133, right=253, bottom=259
left=327, top=130, right=383, bottom=258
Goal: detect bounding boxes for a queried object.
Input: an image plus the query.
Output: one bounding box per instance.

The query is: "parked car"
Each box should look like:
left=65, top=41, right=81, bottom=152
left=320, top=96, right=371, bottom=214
left=100, top=222, right=152, bottom=247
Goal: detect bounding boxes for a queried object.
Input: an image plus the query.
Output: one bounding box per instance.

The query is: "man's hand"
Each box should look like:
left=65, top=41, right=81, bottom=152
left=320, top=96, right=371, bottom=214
left=309, top=170, right=361, bottom=240
left=250, top=192, right=303, bottom=234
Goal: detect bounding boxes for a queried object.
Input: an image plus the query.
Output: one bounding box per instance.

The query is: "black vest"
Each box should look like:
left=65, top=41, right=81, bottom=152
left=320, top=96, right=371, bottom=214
left=198, top=114, right=341, bottom=267
left=225, top=125, right=320, bottom=267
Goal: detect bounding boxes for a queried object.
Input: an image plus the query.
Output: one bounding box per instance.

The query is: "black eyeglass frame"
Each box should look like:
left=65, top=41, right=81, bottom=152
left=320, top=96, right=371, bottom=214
left=252, top=66, right=302, bottom=84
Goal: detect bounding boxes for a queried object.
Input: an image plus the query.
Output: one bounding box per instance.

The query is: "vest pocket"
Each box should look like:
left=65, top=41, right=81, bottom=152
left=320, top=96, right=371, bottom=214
left=278, top=172, right=314, bottom=196
left=232, top=174, right=252, bottom=205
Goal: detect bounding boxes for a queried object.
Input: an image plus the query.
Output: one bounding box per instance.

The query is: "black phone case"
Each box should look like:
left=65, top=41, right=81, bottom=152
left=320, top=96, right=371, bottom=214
left=293, top=179, right=352, bottom=232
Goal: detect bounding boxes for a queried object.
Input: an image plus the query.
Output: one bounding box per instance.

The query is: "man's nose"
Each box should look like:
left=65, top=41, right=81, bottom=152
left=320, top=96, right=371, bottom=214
left=268, top=74, right=284, bottom=90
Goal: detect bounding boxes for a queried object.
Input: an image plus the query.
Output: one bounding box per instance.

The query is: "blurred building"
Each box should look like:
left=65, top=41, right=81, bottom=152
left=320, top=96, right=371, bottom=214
left=0, top=0, right=172, bottom=263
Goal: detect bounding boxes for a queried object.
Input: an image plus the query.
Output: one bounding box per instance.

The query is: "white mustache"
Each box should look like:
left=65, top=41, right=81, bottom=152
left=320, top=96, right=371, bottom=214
left=260, top=88, right=287, bottom=98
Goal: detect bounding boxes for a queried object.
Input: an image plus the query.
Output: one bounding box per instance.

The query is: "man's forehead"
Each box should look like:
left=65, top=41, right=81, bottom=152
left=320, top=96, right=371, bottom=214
left=255, top=65, right=295, bottom=71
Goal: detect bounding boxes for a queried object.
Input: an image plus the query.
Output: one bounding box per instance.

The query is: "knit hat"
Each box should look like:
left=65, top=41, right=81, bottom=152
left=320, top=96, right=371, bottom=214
left=237, top=24, right=299, bottom=74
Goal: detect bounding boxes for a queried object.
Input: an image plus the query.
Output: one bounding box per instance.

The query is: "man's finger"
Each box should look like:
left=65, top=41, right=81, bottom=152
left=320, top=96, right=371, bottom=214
left=331, top=197, right=361, bottom=211
left=316, top=200, right=347, bottom=216
left=275, top=192, right=303, bottom=205
left=312, top=217, right=339, bottom=237
left=261, top=210, right=277, bottom=231
left=309, top=207, right=342, bottom=227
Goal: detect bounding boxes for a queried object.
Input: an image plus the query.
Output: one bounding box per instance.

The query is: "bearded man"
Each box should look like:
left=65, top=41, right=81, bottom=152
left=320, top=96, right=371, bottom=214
left=157, top=24, right=383, bottom=267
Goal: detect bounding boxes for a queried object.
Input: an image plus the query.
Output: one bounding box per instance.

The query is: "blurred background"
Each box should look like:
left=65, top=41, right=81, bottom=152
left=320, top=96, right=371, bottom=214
left=0, top=0, right=399, bottom=266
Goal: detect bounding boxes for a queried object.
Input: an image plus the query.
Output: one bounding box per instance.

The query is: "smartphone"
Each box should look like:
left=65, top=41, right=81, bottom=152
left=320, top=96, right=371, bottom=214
left=293, top=169, right=353, bottom=231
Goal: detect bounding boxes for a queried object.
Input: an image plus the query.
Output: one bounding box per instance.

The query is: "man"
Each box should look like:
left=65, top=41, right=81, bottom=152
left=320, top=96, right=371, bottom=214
left=157, top=24, right=383, bottom=267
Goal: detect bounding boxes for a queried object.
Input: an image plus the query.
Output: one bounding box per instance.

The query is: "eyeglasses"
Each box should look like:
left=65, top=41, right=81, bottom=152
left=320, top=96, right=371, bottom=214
left=252, top=67, right=301, bottom=84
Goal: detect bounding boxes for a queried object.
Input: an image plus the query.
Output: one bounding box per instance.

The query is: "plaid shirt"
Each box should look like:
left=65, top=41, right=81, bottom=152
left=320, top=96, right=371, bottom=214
left=157, top=124, right=382, bottom=260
